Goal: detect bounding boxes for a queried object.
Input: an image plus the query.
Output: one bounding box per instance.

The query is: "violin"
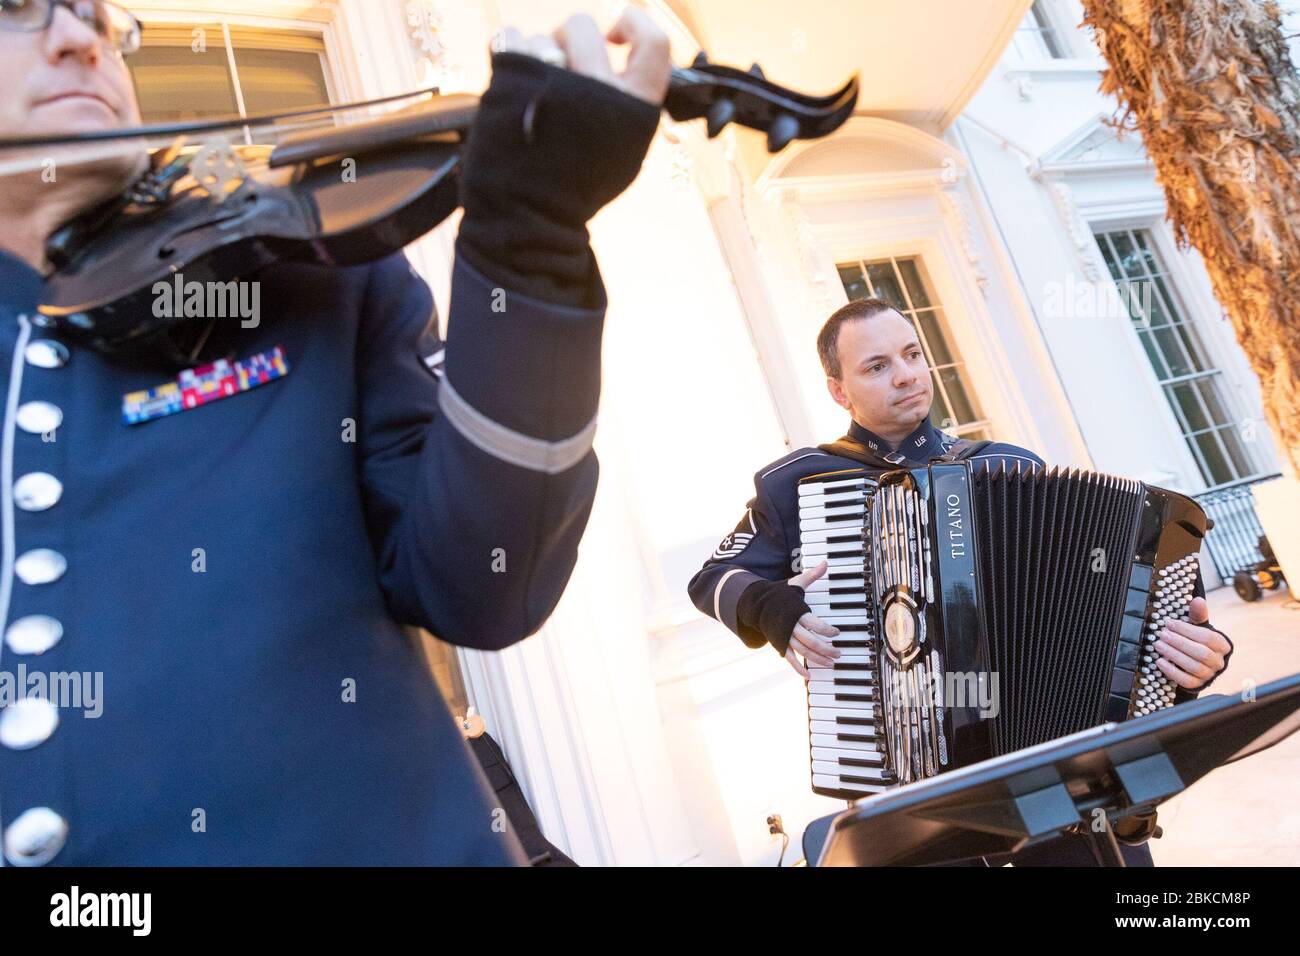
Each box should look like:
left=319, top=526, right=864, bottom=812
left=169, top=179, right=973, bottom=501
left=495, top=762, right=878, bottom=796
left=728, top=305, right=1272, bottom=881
left=0, top=54, right=858, bottom=361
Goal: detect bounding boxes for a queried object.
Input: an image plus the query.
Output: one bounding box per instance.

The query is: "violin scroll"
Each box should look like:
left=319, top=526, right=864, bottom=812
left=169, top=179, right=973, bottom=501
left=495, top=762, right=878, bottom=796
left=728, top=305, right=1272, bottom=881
left=666, top=52, right=858, bottom=152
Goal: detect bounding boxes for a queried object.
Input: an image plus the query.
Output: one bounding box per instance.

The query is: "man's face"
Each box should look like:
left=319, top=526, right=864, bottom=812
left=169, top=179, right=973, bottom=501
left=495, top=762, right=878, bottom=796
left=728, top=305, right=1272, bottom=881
left=826, top=309, right=934, bottom=441
left=0, top=3, right=142, bottom=160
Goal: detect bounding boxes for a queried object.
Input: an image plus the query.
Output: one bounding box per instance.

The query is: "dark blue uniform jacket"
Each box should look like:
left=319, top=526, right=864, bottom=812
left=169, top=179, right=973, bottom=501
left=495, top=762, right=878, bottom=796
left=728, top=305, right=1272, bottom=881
left=0, top=243, right=604, bottom=865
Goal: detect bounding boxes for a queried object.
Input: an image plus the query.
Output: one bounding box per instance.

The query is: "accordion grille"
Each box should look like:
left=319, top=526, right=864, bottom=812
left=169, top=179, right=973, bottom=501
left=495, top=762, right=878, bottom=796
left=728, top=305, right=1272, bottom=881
left=970, top=465, right=1143, bottom=755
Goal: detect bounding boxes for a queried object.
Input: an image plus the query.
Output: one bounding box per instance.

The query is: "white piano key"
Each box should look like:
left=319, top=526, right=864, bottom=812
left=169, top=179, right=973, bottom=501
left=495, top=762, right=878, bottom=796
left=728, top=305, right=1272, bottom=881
left=808, top=681, right=877, bottom=697
left=810, top=734, right=881, bottom=753
left=809, top=695, right=875, bottom=713
left=799, top=505, right=863, bottom=519
left=799, top=478, right=868, bottom=496
left=795, top=520, right=868, bottom=535
left=799, top=527, right=864, bottom=544
left=812, top=760, right=890, bottom=780
left=812, top=746, right=885, bottom=764
left=807, top=668, right=874, bottom=684
left=805, top=577, right=865, bottom=593
left=810, top=708, right=877, bottom=726
left=806, top=609, right=871, bottom=622
left=804, top=614, right=871, bottom=627
left=811, top=719, right=871, bottom=736
left=813, top=773, right=890, bottom=794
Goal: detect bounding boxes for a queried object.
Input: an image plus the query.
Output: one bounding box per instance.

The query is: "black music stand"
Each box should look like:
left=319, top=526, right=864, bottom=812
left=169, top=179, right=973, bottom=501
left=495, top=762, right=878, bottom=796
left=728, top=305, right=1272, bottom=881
left=812, top=672, right=1300, bottom=867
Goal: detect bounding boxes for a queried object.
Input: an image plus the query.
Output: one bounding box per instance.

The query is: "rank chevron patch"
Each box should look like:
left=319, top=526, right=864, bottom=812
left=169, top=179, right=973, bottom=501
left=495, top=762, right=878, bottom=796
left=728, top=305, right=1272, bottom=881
left=712, top=531, right=754, bottom=561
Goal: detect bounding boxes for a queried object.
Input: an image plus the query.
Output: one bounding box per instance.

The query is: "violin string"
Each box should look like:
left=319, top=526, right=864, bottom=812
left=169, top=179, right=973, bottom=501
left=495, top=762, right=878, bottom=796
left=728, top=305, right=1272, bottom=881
left=0, top=108, right=424, bottom=178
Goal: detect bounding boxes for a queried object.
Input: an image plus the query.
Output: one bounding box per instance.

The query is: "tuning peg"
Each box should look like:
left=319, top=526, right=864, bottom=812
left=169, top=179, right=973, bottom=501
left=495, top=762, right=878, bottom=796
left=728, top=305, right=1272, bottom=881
left=767, top=112, right=800, bottom=152
left=747, top=62, right=766, bottom=79
left=706, top=97, right=736, bottom=138
left=692, top=50, right=710, bottom=68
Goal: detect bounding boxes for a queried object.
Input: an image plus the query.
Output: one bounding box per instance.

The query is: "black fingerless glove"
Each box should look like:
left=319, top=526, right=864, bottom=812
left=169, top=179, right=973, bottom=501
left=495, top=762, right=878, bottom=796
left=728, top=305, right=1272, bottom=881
left=736, top=579, right=810, bottom=657
left=1173, top=621, right=1235, bottom=703
left=457, top=51, right=661, bottom=309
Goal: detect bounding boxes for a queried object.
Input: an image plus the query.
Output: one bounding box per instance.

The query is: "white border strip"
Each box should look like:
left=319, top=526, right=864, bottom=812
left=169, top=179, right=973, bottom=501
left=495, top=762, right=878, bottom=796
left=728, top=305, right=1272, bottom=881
left=0, top=313, right=33, bottom=866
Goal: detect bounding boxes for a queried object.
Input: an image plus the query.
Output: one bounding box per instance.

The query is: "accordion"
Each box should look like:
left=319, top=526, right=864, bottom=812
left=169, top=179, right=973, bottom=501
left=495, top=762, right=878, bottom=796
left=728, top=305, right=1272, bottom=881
left=798, top=461, right=1208, bottom=799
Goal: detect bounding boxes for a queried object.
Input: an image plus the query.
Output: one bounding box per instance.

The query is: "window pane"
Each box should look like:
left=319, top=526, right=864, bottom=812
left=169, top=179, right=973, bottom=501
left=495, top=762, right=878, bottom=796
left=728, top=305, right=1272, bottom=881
left=1193, top=376, right=1231, bottom=426
left=1129, top=280, right=1170, bottom=328
left=1152, top=326, right=1194, bottom=377
left=234, top=47, right=330, bottom=115
left=865, top=261, right=907, bottom=311
left=895, top=258, right=932, bottom=309
left=838, top=264, right=869, bottom=302
left=129, top=40, right=239, bottom=122
left=1149, top=273, right=1182, bottom=320
left=938, top=366, right=979, bottom=425
left=1101, top=236, right=1124, bottom=281
left=1131, top=229, right=1163, bottom=276
left=1134, top=328, right=1171, bottom=379
left=1108, top=231, right=1142, bottom=280
left=1216, top=425, right=1254, bottom=478
left=1169, top=382, right=1209, bottom=432
left=1171, top=320, right=1210, bottom=372
left=930, top=376, right=954, bottom=430
left=1030, top=2, right=1065, bottom=58
left=915, top=309, right=955, bottom=367
left=1193, top=432, right=1235, bottom=487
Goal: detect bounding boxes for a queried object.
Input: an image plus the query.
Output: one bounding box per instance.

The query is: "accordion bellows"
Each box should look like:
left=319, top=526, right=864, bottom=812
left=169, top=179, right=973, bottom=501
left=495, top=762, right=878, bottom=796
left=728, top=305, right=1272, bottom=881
left=799, top=461, right=1208, bottom=800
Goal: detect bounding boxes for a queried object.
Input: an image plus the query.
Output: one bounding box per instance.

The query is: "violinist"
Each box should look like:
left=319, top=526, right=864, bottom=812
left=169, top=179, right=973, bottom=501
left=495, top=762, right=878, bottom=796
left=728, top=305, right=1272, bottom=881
left=0, top=0, right=669, bottom=865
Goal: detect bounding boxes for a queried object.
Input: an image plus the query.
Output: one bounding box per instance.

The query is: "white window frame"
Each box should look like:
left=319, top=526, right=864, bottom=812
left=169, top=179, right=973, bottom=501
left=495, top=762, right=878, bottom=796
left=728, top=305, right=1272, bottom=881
left=1012, top=0, right=1071, bottom=61
left=130, top=3, right=355, bottom=118
left=1084, top=212, right=1276, bottom=491
left=835, top=253, right=993, bottom=439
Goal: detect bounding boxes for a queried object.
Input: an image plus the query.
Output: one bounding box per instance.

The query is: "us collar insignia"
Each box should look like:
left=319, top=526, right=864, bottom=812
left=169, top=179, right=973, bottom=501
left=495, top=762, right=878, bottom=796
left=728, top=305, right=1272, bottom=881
left=122, top=346, right=289, bottom=425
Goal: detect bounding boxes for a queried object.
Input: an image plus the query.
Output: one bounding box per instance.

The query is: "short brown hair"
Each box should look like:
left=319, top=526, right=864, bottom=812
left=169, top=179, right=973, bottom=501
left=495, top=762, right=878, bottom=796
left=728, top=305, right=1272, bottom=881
left=817, top=297, right=902, bottom=379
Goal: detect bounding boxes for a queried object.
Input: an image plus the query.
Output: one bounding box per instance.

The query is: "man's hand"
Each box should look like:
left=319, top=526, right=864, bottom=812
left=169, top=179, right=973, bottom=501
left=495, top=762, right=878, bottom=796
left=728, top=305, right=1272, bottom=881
left=1154, top=597, right=1231, bottom=690
left=492, top=9, right=671, bottom=106
left=783, top=560, right=842, bottom=679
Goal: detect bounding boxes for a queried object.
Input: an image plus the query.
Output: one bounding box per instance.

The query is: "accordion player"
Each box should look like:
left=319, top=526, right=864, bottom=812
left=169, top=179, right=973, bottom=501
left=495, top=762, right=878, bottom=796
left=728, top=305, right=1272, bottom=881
left=799, top=460, right=1210, bottom=798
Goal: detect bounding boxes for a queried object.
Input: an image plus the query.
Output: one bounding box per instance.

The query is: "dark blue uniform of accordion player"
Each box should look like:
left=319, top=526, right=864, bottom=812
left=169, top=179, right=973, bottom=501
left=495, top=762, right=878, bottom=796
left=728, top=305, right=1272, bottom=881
left=689, top=416, right=1233, bottom=866
left=0, top=53, right=659, bottom=865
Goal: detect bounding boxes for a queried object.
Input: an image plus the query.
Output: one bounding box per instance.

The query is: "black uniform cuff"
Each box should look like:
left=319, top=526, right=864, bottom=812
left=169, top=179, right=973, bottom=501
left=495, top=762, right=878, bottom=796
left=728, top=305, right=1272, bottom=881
left=736, top=580, right=809, bottom=657
left=458, top=52, right=661, bottom=309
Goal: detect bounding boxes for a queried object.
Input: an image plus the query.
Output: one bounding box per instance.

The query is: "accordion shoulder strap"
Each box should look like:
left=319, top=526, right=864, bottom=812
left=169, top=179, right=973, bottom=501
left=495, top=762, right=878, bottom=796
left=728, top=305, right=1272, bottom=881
left=818, top=436, right=993, bottom=469
left=934, top=438, right=993, bottom=463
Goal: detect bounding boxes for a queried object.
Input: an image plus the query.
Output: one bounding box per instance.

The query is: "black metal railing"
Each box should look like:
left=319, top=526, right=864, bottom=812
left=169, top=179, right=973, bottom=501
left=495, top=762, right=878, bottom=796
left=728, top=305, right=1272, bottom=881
left=1194, top=473, right=1282, bottom=582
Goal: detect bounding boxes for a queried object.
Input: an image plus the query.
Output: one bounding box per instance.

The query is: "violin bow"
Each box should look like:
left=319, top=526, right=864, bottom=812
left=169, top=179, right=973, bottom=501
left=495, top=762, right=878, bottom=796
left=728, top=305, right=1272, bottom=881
left=0, top=52, right=858, bottom=158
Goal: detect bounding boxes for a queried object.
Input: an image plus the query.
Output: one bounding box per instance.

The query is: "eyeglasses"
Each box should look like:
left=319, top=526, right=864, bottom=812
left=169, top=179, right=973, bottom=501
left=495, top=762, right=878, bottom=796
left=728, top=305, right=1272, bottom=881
left=0, top=0, right=143, bottom=56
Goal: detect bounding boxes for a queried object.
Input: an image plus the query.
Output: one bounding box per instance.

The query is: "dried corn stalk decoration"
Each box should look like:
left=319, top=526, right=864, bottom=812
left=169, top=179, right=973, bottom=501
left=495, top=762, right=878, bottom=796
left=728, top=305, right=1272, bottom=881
left=1080, top=0, right=1300, bottom=473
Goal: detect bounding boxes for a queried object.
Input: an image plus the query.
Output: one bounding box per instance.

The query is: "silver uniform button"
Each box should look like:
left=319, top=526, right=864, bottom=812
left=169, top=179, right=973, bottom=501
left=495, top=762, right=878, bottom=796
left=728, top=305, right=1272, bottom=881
left=3, top=807, right=68, bottom=866
left=15, top=401, right=62, bottom=435
left=24, top=340, right=70, bottom=369
left=4, top=615, right=64, bottom=655
left=0, top=697, right=59, bottom=750
left=14, top=549, right=67, bottom=585
left=14, top=472, right=63, bottom=512
left=26, top=312, right=56, bottom=330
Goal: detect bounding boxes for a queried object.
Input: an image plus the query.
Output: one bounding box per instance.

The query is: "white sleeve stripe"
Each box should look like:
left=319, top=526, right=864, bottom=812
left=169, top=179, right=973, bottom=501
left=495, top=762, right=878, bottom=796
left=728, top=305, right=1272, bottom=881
left=713, top=567, right=750, bottom=623
left=438, top=377, right=596, bottom=475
